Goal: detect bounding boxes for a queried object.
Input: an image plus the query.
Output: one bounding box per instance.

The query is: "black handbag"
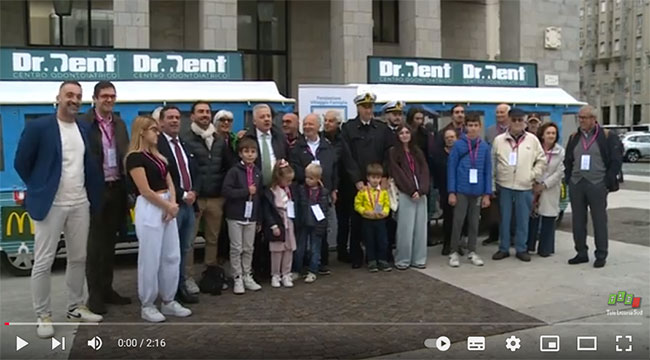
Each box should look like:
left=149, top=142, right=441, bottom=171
left=198, top=265, right=225, bottom=296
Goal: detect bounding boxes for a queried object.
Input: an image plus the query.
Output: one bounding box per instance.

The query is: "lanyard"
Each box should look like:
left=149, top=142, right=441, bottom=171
left=246, top=165, right=254, bottom=186
left=581, top=125, right=599, bottom=151
left=98, top=118, right=113, bottom=146
left=405, top=150, right=415, bottom=173
left=143, top=152, right=166, bottom=179
left=367, top=188, right=380, bottom=208
left=466, top=138, right=480, bottom=167
left=508, top=133, right=526, bottom=150
left=283, top=186, right=292, bottom=201
left=545, top=146, right=554, bottom=165
left=308, top=186, right=320, bottom=202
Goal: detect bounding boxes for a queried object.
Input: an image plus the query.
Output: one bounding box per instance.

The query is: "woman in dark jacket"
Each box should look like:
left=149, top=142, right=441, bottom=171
left=389, top=125, right=430, bottom=270
left=406, top=106, right=429, bottom=157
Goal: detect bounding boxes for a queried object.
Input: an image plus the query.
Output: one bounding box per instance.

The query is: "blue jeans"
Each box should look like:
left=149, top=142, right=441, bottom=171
left=176, top=202, right=196, bottom=289
left=498, top=186, right=532, bottom=254
left=293, top=228, right=322, bottom=274
left=528, top=215, right=556, bottom=255
left=362, top=218, right=388, bottom=262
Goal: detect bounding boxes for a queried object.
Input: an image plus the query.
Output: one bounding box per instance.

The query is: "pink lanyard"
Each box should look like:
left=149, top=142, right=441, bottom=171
left=545, top=147, right=554, bottom=165
left=508, top=133, right=526, bottom=150
left=367, top=188, right=380, bottom=208
left=405, top=151, right=415, bottom=173
left=246, top=165, right=254, bottom=186
left=582, top=125, right=599, bottom=151
left=143, top=152, right=166, bottom=179
left=98, top=118, right=113, bottom=146
left=308, top=187, right=320, bottom=203
left=283, top=186, right=292, bottom=201
left=466, top=138, right=480, bottom=167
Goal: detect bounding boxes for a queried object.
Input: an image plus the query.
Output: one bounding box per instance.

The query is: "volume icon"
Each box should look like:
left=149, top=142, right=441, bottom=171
left=87, top=336, right=103, bottom=351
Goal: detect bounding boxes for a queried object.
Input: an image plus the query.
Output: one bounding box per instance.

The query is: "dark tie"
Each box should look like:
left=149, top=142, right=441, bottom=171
left=171, top=138, right=191, bottom=191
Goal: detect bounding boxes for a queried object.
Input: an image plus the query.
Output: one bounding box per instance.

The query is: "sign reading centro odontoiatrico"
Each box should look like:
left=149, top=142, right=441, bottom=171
left=0, top=48, right=243, bottom=81
left=368, top=56, right=538, bottom=87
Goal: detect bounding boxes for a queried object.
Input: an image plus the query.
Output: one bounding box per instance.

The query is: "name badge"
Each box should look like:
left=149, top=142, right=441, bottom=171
left=580, top=155, right=591, bottom=170
left=469, top=169, right=478, bottom=184
left=311, top=160, right=321, bottom=166
left=374, top=204, right=383, bottom=213
left=107, top=148, right=118, bottom=168
left=508, top=152, right=518, bottom=166
left=287, top=200, right=295, bottom=219
left=311, top=204, right=325, bottom=221
left=244, top=201, right=253, bottom=219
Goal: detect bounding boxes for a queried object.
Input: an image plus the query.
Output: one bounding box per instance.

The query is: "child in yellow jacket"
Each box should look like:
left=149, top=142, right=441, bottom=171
left=354, top=163, right=392, bottom=272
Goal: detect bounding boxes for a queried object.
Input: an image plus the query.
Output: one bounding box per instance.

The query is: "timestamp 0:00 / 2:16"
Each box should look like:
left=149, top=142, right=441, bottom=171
left=117, top=338, right=167, bottom=348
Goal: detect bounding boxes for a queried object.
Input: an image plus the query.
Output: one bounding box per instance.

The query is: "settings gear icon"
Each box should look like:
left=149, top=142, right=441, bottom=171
left=505, top=335, right=521, bottom=352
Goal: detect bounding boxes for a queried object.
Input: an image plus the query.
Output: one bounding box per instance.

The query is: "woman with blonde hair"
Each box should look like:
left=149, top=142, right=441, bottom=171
left=125, top=116, right=192, bottom=322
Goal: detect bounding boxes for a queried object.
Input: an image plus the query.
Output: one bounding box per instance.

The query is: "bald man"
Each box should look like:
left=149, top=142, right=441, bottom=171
left=290, top=113, right=339, bottom=274
left=282, top=112, right=301, bottom=149
left=485, top=103, right=511, bottom=144
left=563, top=105, right=622, bottom=268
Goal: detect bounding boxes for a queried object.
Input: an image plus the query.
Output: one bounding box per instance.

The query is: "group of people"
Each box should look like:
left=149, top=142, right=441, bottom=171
left=15, top=80, right=622, bottom=337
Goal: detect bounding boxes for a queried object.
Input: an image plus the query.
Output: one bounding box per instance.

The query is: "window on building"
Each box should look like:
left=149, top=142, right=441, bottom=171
left=637, top=14, right=643, bottom=35
left=605, top=63, right=610, bottom=71
left=600, top=21, right=605, bottom=35
left=616, top=105, right=625, bottom=124
left=634, top=80, right=641, bottom=93
left=637, top=37, right=642, bottom=50
left=237, top=0, right=288, bottom=95
left=614, top=39, right=620, bottom=51
left=372, top=0, right=398, bottom=43
left=633, top=105, right=642, bottom=125
left=602, top=106, right=610, bottom=125
left=591, top=63, right=596, bottom=72
left=580, top=8, right=584, bottom=17
left=615, top=18, right=621, bottom=32
left=600, top=42, right=606, bottom=54
left=28, top=0, right=113, bottom=46
left=600, top=0, right=606, bottom=12
left=588, top=6, right=592, bottom=16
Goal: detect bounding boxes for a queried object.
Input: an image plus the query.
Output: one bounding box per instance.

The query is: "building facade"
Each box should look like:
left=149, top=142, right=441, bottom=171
left=1, top=0, right=580, bottom=99
left=579, top=0, right=650, bottom=125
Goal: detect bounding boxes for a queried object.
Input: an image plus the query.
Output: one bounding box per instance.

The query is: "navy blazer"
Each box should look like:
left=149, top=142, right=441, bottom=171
left=14, top=114, right=103, bottom=221
left=157, top=133, right=201, bottom=206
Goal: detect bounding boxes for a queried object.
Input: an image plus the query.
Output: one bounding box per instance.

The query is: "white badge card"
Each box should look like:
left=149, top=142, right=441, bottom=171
left=580, top=155, right=591, bottom=170
left=311, top=204, right=325, bottom=221
left=508, top=152, right=518, bottom=166
left=244, top=201, right=253, bottom=218
left=374, top=204, right=383, bottom=213
left=107, top=148, right=118, bottom=168
left=287, top=200, right=295, bottom=219
left=311, top=160, right=321, bottom=166
left=469, top=169, right=478, bottom=184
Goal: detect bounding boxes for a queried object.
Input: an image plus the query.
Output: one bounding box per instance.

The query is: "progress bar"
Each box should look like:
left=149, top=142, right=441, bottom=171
left=4, top=322, right=645, bottom=326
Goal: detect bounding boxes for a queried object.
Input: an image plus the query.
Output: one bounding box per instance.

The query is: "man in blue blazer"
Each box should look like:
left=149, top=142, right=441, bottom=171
left=14, top=80, right=104, bottom=339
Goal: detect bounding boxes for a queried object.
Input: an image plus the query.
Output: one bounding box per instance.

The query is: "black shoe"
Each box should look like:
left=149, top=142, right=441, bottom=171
left=87, top=301, right=107, bottom=315
left=538, top=253, right=551, bottom=258
left=568, top=255, right=589, bottom=265
left=594, top=259, right=606, bottom=268
left=441, top=246, right=451, bottom=256
left=352, top=263, right=362, bottom=269
left=516, top=252, right=531, bottom=262
left=492, top=251, right=510, bottom=260
left=177, top=287, right=199, bottom=304
left=458, top=247, right=465, bottom=256
left=318, top=266, right=331, bottom=275
left=482, top=237, right=498, bottom=246
left=105, top=290, right=132, bottom=305
left=337, top=253, right=351, bottom=263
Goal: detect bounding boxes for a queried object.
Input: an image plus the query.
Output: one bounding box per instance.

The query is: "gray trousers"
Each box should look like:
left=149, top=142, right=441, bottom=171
left=227, top=220, right=257, bottom=277
left=32, top=202, right=90, bottom=317
left=450, top=194, right=480, bottom=254
left=569, top=179, right=608, bottom=260
left=395, top=192, right=428, bottom=267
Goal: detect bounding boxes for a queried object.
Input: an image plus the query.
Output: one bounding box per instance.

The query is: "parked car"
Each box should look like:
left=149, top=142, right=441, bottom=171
left=622, top=132, right=650, bottom=162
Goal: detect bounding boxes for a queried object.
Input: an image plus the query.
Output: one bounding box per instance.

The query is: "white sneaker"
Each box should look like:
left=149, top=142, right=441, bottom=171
left=141, top=306, right=166, bottom=323
left=281, top=274, right=294, bottom=288
left=185, top=277, right=200, bottom=294
left=36, top=316, right=54, bottom=338
left=67, top=305, right=103, bottom=322
left=290, top=272, right=301, bottom=281
left=304, top=272, right=317, bottom=283
left=233, top=277, right=245, bottom=295
left=271, top=275, right=281, bottom=288
left=161, top=301, right=192, bottom=317
left=468, top=252, right=484, bottom=266
left=222, top=282, right=229, bottom=291
left=243, top=274, right=262, bottom=291
left=449, top=252, right=460, bottom=267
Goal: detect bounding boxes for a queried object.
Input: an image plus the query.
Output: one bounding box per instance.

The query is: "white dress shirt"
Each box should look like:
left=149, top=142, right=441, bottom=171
left=256, top=128, right=276, bottom=168
left=163, top=132, right=191, bottom=191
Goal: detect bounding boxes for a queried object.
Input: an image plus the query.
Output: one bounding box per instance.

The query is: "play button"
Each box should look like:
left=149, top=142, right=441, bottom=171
left=436, top=336, right=451, bottom=351
left=16, top=336, right=29, bottom=351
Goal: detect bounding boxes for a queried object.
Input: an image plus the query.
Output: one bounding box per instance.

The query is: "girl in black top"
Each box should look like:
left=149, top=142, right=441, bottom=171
left=125, top=115, right=191, bottom=323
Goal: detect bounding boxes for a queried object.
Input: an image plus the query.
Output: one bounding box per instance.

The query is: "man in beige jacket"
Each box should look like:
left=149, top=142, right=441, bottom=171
left=491, top=108, right=547, bottom=262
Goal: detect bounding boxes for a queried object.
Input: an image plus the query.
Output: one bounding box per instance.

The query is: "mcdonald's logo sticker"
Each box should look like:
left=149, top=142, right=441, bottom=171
left=6, top=211, right=34, bottom=237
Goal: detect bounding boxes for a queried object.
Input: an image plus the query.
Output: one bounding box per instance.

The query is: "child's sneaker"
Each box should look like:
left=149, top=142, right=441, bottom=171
left=304, top=272, right=317, bottom=283
left=368, top=260, right=379, bottom=272
left=378, top=261, right=392, bottom=272
left=281, top=274, right=294, bottom=288
left=36, top=316, right=54, bottom=338
left=449, top=252, right=460, bottom=267
left=243, top=274, right=262, bottom=291
left=271, top=275, right=281, bottom=288
left=233, top=276, right=245, bottom=295
left=290, top=272, right=301, bottom=281
left=67, top=305, right=103, bottom=322
left=161, top=301, right=192, bottom=317
left=141, top=306, right=166, bottom=323
left=468, top=252, right=484, bottom=266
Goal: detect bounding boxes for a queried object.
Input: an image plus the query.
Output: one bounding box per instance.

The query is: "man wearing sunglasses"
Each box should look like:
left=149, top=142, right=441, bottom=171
left=491, top=108, right=547, bottom=262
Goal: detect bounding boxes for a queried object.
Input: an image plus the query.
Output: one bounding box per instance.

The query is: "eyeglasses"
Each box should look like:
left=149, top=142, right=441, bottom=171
left=219, top=118, right=233, bottom=123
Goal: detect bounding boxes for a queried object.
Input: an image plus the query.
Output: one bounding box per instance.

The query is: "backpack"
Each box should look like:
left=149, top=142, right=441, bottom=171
left=199, top=265, right=225, bottom=296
